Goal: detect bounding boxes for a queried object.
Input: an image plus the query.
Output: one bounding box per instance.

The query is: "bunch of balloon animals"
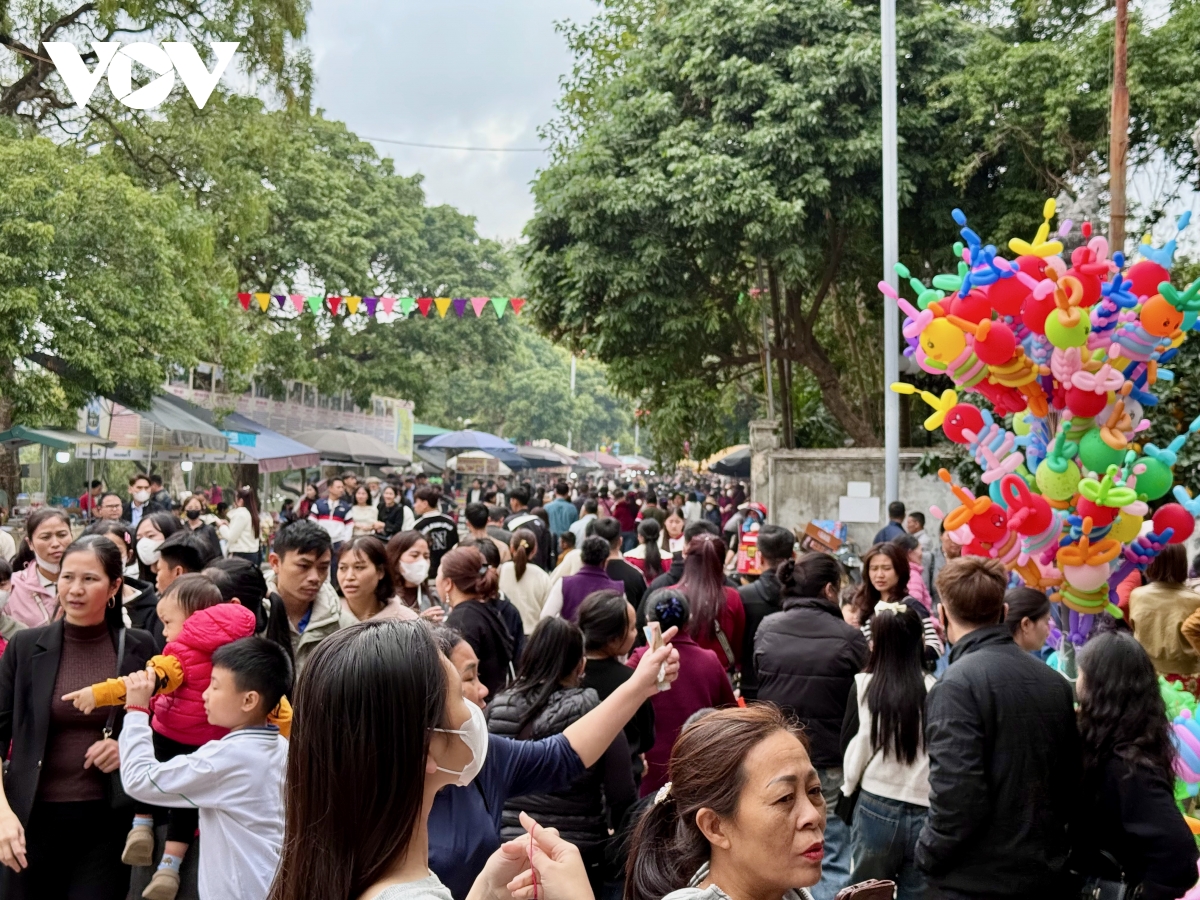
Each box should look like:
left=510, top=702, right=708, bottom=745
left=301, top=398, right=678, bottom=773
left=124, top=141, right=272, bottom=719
left=884, top=200, right=1200, bottom=651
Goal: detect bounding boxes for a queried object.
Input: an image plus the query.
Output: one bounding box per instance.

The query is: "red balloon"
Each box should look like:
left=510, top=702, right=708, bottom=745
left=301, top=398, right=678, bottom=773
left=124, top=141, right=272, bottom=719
left=1065, top=267, right=1102, bottom=307
left=1125, top=259, right=1171, bottom=300
left=942, top=403, right=984, bottom=444
left=1065, top=386, right=1108, bottom=419
left=1022, top=291, right=1058, bottom=336
left=1152, top=503, right=1195, bottom=544
left=989, top=275, right=1030, bottom=317
left=949, top=289, right=993, bottom=324
left=1077, top=497, right=1119, bottom=528
left=973, top=320, right=1017, bottom=365
left=968, top=503, right=1009, bottom=543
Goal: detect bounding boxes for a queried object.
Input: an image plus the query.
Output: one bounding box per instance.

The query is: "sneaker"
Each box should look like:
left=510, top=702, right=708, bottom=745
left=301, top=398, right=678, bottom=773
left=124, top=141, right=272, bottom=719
left=142, top=867, right=180, bottom=900
left=121, top=825, right=155, bottom=867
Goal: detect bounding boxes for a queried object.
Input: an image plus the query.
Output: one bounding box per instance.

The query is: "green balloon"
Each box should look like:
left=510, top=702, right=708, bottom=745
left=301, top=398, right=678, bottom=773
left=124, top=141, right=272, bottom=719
left=1135, top=456, right=1173, bottom=501
left=1044, top=312, right=1089, bottom=349
left=1078, top=429, right=1125, bottom=474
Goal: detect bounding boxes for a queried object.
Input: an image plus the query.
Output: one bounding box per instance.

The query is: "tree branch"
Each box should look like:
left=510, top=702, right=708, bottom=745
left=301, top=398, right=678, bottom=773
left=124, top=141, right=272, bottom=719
left=803, top=225, right=845, bottom=330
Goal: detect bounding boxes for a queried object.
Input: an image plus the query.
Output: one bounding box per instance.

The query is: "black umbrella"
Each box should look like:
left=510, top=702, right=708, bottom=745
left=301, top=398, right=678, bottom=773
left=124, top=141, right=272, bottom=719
left=709, top=446, right=750, bottom=477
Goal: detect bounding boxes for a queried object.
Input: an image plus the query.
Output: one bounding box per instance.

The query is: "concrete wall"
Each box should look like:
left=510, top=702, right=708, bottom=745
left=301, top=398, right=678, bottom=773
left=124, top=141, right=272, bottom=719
left=748, top=420, right=955, bottom=550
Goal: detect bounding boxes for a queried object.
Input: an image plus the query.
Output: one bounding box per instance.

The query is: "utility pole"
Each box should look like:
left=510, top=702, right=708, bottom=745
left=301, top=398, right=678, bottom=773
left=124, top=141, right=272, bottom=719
left=1109, top=0, right=1129, bottom=253
left=757, top=258, right=776, bottom=421
left=882, top=0, right=900, bottom=504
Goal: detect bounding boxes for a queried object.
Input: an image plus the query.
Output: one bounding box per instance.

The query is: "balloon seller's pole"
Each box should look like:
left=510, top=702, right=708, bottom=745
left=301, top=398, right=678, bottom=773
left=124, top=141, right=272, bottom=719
left=1109, top=0, right=1129, bottom=253
left=882, top=0, right=900, bottom=504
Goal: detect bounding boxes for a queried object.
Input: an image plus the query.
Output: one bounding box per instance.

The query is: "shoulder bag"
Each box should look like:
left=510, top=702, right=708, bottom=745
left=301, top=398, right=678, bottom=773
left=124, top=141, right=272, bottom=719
left=102, top=627, right=135, bottom=810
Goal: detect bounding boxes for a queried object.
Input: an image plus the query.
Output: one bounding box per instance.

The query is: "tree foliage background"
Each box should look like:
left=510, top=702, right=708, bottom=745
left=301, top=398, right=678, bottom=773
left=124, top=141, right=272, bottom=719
left=523, top=0, right=1200, bottom=463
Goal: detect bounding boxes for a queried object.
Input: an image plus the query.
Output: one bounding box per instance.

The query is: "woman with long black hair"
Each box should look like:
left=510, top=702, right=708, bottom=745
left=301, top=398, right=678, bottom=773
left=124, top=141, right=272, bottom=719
left=486, top=616, right=637, bottom=896
left=839, top=603, right=936, bottom=898
left=267, top=619, right=595, bottom=900
left=625, top=519, right=667, bottom=584
left=852, top=542, right=942, bottom=662
left=675, top=533, right=744, bottom=670
left=1072, top=631, right=1198, bottom=898
left=0, top=535, right=157, bottom=899
left=226, top=486, right=262, bottom=565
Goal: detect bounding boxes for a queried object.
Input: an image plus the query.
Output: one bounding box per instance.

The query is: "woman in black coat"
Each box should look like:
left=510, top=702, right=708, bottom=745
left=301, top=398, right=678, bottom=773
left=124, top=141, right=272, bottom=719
left=1074, top=631, right=1199, bottom=900
left=0, top=536, right=156, bottom=900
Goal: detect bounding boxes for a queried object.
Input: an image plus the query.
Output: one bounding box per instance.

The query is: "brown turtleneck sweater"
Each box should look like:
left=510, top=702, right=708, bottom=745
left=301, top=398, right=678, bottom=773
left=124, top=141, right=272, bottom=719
left=39, top=621, right=116, bottom=803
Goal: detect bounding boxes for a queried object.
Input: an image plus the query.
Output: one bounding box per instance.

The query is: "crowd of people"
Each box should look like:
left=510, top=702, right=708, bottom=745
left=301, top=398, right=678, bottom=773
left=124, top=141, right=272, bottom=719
left=0, top=471, right=1197, bottom=900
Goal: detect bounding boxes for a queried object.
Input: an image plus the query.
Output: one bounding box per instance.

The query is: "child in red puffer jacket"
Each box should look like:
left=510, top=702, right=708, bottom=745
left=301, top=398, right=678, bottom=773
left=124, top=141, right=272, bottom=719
left=65, top=573, right=291, bottom=900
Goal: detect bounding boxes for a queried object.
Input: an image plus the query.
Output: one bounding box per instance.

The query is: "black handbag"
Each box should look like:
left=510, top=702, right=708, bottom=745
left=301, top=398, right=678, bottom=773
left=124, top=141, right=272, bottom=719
left=102, top=628, right=135, bottom=810
left=834, top=788, right=860, bottom=826
left=1079, top=850, right=1139, bottom=900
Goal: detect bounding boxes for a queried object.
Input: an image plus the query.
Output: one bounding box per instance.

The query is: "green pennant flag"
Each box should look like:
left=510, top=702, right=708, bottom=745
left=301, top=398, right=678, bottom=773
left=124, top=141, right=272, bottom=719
left=305, top=295, right=323, bottom=314
left=490, top=297, right=508, bottom=318
left=399, top=297, right=416, bottom=316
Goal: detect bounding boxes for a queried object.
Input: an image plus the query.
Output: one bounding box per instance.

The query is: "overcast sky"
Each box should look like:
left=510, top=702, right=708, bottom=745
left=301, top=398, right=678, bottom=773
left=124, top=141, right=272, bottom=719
left=304, top=0, right=596, bottom=242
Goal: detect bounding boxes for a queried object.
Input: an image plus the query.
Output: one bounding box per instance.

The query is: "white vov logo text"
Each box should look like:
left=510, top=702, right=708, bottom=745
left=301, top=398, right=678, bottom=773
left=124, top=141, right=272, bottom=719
left=44, top=42, right=239, bottom=110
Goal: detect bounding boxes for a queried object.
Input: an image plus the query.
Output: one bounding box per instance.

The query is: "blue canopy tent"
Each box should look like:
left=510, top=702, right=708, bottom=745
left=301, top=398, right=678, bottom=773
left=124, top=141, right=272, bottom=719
left=220, top=413, right=320, bottom=474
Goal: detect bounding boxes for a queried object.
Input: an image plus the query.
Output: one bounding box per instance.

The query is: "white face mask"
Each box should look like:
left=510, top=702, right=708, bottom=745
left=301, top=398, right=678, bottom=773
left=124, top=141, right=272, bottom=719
left=136, top=537, right=163, bottom=566
left=0, top=589, right=9, bottom=609
left=133, top=490, right=151, bottom=504
left=432, top=700, right=489, bottom=787
left=400, top=558, right=430, bottom=586
left=34, top=553, right=60, bottom=575
left=124, top=562, right=141, bottom=580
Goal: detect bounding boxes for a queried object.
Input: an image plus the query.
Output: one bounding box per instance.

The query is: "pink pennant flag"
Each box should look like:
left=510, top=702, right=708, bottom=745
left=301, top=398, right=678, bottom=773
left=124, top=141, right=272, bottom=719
left=381, top=296, right=396, bottom=315
left=470, top=297, right=489, bottom=317
left=289, top=294, right=304, bottom=313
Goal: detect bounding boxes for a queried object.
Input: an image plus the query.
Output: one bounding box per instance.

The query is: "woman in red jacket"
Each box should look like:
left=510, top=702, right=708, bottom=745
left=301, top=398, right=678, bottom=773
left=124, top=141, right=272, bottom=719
left=675, top=533, right=745, bottom=670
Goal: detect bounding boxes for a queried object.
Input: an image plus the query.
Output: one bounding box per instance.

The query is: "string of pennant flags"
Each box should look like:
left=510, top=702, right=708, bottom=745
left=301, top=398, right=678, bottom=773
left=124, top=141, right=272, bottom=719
left=235, top=292, right=526, bottom=319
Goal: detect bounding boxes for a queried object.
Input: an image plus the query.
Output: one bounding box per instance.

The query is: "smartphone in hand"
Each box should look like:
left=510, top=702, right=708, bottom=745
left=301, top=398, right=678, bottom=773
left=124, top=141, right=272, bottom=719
left=643, top=622, right=670, bottom=692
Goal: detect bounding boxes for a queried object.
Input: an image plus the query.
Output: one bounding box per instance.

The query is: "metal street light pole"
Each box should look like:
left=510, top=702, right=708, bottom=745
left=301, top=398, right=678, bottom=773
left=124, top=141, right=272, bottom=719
left=882, top=0, right=900, bottom=505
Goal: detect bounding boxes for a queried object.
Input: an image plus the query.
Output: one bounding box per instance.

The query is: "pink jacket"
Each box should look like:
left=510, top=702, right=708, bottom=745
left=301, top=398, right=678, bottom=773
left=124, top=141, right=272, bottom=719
left=151, top=603, right=257, bottom=746
left=907, top=566, right=932, bottom=611
left=6, top=562, right=58, bottom=628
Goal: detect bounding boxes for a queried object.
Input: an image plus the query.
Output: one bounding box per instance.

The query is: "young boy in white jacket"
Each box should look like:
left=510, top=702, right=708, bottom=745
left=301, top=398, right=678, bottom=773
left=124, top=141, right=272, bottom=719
left=118, top=637, right=291, bottom=900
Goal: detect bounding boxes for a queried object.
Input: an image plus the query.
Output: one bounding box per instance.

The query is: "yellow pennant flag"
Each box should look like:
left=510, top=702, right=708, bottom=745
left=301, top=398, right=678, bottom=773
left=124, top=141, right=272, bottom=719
left=346, top=295, right=362, bottom=315
left=434, top=297, right=452, bottom=318
left=254, top=292, right=271, bottom=311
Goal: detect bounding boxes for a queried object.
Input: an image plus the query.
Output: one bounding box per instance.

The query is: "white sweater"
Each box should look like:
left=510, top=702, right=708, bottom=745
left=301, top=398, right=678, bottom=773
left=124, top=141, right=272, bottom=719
left=841, top=671, right=936, bottom=808
left=498, top=560, right=552, bottom=634
left=225, top=505, right=259, bottom=553
left=119, top=711, right=288, bottom=900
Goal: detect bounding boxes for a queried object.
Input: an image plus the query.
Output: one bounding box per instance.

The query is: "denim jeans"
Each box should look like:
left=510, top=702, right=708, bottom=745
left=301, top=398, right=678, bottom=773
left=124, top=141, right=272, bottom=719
left=810, top=766, right=850, bottom=900
left=850, top=790, right=930, bottom=900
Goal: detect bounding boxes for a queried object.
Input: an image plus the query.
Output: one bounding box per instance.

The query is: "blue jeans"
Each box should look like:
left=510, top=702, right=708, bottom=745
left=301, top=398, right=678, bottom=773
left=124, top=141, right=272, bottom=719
left=850, top=790, right=930, bottom=900
left=811, top=767, right=850, bottom=900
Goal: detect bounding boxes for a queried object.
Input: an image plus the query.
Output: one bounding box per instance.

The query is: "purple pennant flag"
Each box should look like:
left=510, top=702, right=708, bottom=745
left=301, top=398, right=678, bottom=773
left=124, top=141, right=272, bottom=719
left=451, top=297, right=468, bottom=317
left=274, top=294, right=288, bottom=308
left=364, top=297, right=379, bottom=317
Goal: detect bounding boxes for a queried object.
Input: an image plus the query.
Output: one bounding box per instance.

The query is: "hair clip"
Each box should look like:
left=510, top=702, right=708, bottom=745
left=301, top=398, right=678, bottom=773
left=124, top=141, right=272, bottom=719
left=654, top=782, right=672, bottom=805
left=875, top=600, right=908, bottom=615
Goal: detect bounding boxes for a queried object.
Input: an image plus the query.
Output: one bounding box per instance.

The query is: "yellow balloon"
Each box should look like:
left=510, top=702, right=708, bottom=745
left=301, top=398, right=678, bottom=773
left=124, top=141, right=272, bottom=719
left=1108, top=513, right=1143, bottom=544
left=920, top=319, right=966, bottom=364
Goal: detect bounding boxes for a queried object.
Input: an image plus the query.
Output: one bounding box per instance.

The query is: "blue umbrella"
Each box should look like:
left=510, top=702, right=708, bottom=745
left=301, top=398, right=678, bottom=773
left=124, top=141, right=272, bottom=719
left=421, top=429, right=518, bottom=453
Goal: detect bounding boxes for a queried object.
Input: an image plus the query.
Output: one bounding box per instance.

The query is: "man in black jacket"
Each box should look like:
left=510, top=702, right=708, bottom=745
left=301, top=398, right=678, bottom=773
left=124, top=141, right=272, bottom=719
left=736, top=524, right=794, bottom=700
left=917, top=556, right=1079, bottom=900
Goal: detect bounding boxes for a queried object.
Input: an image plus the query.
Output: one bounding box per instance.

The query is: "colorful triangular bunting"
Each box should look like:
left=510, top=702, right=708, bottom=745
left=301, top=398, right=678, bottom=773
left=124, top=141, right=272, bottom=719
left=274, top=294, right=288, bottom=308
left=510, top=297, right=526, bottom=316
left=327, top=295, right=343, bottom=316
left=416, top=297, right=433, bottom=317
left=254, top=292, right=271, bottom=311
left=289, top=294, right=304, bottom=313
left=470, top=297, right=489, bottom=317
left=306, top=295, right=323, bottom=314
left=346, top=295, right=362, bottom=315
left=489, top=297, right=508, bottom=318
left=364, top=297, right=379, bottom=317
left=451, top=297, right=468, bottom=317
left=434, top=297, right=452, bottom=318
left=382, top=297, right=397, bottom=315
left=237, top=292, right=251, bottom=311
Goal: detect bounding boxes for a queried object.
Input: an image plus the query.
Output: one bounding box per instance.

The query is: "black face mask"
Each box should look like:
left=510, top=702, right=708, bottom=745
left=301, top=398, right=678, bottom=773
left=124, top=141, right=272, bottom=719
left=185, top=509, right=202, bottom=520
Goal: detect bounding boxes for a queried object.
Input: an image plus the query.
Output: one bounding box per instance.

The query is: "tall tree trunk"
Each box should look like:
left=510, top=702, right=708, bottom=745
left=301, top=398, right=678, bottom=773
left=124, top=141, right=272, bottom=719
left=791, top=319, right=881, bottom=447
left=768, top=264, right=794, bottom=448
left=0, top=360, right=19, bottom=512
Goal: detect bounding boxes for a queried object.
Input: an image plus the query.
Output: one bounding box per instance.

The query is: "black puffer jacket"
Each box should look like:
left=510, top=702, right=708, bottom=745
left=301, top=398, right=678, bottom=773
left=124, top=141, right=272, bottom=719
left=486, top=685, right=635, bottom=854
left=915, top=624, right=1079, bottom=899
left=753, top=595, right=868, bottom=767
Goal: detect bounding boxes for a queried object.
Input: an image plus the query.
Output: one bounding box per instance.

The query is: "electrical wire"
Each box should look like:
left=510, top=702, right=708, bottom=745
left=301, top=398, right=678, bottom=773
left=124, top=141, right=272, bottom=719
left=360, top=135, right=546, bottom=152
